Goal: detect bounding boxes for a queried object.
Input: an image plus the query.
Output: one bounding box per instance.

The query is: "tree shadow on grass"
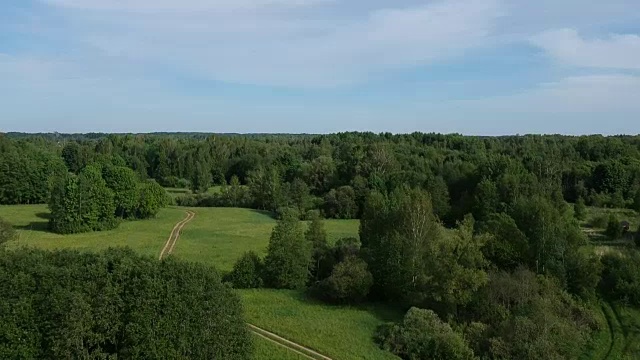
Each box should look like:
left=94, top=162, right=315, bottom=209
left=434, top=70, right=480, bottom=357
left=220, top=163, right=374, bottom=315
left=15, top=212, right=52, bottom=233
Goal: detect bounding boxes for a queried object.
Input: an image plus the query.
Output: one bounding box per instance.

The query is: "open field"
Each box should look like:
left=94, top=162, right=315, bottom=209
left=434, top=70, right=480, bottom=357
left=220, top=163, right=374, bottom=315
left=173, top=207, right=359, bottom=271
left=581, top=207, right=639, bottom=242
left=240, top=289, right=400, bottom=360
left=253, top=334, right=308, bottom=360
left=581, top=301, right=640, bottom=360
left=0, top=204, right=186, bottom=259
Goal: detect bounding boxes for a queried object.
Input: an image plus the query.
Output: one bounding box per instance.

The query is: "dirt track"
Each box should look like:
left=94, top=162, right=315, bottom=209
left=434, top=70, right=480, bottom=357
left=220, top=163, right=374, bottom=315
left=158, top=210, right=195, bottom=260
left=160, top=210, right=334, bottom=360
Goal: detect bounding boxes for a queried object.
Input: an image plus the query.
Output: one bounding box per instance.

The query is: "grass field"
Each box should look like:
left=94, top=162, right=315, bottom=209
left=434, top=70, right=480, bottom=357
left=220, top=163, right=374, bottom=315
left=581, top=301, right=640, bottom=360
left=240, top=289, right=400, bottom=360
left=0, top=204, right=186, bottom=259
left=173, top=207, right=359, bottom=271
left=253, top=335, right=307, bottom=360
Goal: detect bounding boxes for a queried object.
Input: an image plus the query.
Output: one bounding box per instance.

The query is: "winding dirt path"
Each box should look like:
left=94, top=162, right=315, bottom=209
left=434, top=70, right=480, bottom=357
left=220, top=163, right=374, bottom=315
left=158, top=210, right=195, bottom=260
left=159, top=209, right=334, bottom=360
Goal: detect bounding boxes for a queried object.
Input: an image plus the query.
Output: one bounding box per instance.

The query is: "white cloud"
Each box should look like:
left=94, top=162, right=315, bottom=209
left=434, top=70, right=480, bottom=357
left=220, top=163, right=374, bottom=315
left=69, top=0, right=502, bottom=87
left=530, top=29, right=640, bottom=70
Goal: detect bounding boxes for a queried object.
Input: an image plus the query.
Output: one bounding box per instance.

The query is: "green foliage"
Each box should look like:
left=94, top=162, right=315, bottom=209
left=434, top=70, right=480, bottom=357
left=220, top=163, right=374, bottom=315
left=0, top=248, right=251, bottom=359
left=226, top=251, right=264, bottom=289
left=375, top=307, right=475, bottom=360
left=323, top=186, right=358, bottom=219
left=606, top=214, right=623, bottom=240
left=102, top=165, right=139, bottom=218
left=470, top=269, right=598, bottom=360
left=481, top=212, right=529, bottom=271
left=565, top=251, right=602, bottom=300
left=361, top=189, right=487, bottom=311
left=590, top=214, right=609, bottom=228
left=636, top=224, right=640, bottom=247
left=249, top=167, right=284, bottom=212
left=306, top=211, right=329, bottom=282
left=314, top=256, right=373, bottom=304
left=190, top=161, right=211, bottom=194
left=136, top=180, right=168, bottom=219
left=0, top=217, right=16, bottom=246
left=48, top=166, right=118, bottom=234
left=600, top=251, right=640, bottom=306
left=263, top=213, right=312, bottom=289
left=574, top=197, right=587, bottom=220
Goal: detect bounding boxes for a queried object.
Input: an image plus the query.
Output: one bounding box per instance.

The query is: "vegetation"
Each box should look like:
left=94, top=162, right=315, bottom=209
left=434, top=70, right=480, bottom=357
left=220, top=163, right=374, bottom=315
left=226, top=251, right=264, bottom=289
left=0, top=248, right=251, bottom=359
left=0, top=217, right=16, bottom=246
left=263, top=212, right=312, bottom=289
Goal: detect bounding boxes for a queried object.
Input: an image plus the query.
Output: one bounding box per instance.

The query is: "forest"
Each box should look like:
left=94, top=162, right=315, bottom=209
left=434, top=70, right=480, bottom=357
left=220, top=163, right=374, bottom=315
left=2, top=131, right=640, bottom=359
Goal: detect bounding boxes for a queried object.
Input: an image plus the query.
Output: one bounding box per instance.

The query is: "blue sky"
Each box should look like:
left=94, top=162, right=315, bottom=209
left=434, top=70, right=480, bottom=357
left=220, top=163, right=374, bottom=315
left=1, top=0, right=639, bottom=135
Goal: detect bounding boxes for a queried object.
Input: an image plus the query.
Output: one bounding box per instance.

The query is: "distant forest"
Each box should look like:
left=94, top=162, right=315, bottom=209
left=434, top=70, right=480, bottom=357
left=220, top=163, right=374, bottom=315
left=2, top=132, right=640, bottom=223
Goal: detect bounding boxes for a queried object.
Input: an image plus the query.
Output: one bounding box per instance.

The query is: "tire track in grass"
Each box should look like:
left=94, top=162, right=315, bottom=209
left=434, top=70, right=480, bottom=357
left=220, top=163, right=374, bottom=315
left=160, top=209, right=334, bottom=360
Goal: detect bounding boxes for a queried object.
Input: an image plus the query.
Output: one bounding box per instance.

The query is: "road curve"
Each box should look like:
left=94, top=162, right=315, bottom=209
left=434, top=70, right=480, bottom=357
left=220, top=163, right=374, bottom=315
left=158, top=210, right=195, bottom=260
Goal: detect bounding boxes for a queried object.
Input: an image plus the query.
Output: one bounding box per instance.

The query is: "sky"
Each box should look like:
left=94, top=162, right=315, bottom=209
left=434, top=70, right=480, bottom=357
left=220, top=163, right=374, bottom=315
left=1, top=0, right=640, bottom=135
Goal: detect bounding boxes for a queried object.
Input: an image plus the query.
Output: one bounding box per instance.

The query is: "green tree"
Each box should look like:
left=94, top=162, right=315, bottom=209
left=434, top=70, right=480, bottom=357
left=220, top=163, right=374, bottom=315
left=473, top=178, right=500, bottom=222
left=136, top=180, right=168, bottom=219
left=263, top=212, right=311, bottom=289
left=323, top=186, right=358, bottom=219
left=190, top=161, right=211, bottom=194
left=635, top=225, right=640, bottom=247
left=248, top=167, right=283, bottom=212
left=574, top=197, right=587, bottom=221
left=605, top=214, right=622, bottom=240
left=305, top=211, right=328, bottom=282
left=375, top=308, right=475, bottom=360
left=0, top=217, right=16, bottom=247
left=226, top=251, right=263, bottom=289
left=287, top=178, right=312, bottom=215
left=102, top=165, right=139, bottom=218
left=481, top=213, right=529, bottom=271
left=314, top=256, right=373, bottom=304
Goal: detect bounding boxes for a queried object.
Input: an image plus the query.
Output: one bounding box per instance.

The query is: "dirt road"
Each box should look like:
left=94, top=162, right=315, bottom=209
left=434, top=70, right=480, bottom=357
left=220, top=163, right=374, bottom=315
left=160, top=210, right=334, bottom=360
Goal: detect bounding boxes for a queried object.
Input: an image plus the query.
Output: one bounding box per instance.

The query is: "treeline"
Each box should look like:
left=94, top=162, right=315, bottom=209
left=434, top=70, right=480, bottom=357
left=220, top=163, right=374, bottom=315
left=224, top=186, right=640, bottom=360
left=2, top=132, right=640, bottom=224
left=0, top=248, right=251, bottom=359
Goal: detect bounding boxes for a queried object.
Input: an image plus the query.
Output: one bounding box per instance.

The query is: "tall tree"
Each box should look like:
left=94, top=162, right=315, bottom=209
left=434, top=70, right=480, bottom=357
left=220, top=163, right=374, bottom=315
left=263, top=212, right=311, bottom=289
left=190, top=161, right=211, bottom=194
left=305, top=211, right=328, bottom=282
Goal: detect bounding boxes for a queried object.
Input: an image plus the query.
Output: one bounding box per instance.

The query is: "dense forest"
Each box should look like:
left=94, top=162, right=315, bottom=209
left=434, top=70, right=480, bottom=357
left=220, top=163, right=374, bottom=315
left=2, top=132, right=640, bottom=359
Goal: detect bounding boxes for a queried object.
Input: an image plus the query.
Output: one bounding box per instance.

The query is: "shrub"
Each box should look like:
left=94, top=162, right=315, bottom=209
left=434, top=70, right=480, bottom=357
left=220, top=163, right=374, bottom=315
left=574, top=197, right=587, bottom=221
left=375, top=307, right=475, bottom=360
left=226, top=251, right=264, bottom=289
left=589, top=214, right=609, bottom=229
left=0, top=248, right=251, bottom=359
left=605, top=214, right=622, bottom=240
left=600, top=251, right=640, bottom=306
left=0, top=217, right=16, bottom=246
left=313, top=256, right=373, bottom=304
left=635, top=225, right=640, bottom=247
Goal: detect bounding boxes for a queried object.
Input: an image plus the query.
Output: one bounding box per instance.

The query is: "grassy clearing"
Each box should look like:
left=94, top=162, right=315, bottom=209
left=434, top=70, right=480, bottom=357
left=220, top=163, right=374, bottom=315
left=253, top=334, right=307, bottom=360
left=0, top=204, right=186, bottom=259
left=581, top=301, right=640, bottom=360
left=172, top=207, right=359, bottom=271
left=240, top=289, right=400, bottom=360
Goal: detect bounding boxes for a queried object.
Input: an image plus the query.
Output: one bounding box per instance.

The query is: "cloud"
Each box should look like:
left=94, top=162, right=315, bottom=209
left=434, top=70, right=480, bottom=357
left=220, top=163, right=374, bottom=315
left=530, top=29, right=640, bottom=70
left=66, top=0, right=503, bottom=87
left=41, top=0, right=332, bottom=12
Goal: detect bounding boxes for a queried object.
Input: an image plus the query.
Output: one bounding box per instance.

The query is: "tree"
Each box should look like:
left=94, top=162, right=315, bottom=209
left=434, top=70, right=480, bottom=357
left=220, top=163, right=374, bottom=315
left=226, top=251, right=263, bottom=289
left=248, top=167, right=283, bottom=212
left=323, top=186, right=358, bottom=219
left=263, top=212, right=311, bottom=289
left=314, top=256, right=373, bottom=304
left=574, top=197, right=587, bottom=221
left=375, top=308, right=475, bottom=360
left=633, top=190, right=640, bottom=212
left=306, top=211, right=328, bottom=282
left=286, top=178, right=312, bottom=215
left=473, top=178, right=500, bottom=222
left=635, top=225, right=640, bottom=247
left=481, top=213, right=529, bottom=271
left=102, top=165, right=139, bottom=218
left=136, top=180, right=168, bottom=219
left=191, top=161, right=211, bottom=194
left=0, top=217, right=16, bottom=247
left=62, top=142, right=86, bottom=173
left=605, top=214, right=622, bottom=240
left=49, top=166, right=117, bottom=234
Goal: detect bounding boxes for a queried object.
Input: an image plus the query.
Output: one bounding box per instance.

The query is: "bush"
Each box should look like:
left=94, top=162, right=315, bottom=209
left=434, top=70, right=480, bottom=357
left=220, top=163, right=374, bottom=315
left=225, top=251, right=264, bottom=289
left=635, top=225, right=640, bottom=247
left=312, top=256, right=373, bottom=304
left=0, top=248, right=251, bottom=359
left=0, top=217, right=16, bottom=246
left=600, top=251, right=640, bottom=306
left=375, top=307, right=475, bottom=360
left=589, top=214, right=609, bottom=229
left=605, top=214, right=622, bottom=240
left=574, top=197, right=587, bottom=221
